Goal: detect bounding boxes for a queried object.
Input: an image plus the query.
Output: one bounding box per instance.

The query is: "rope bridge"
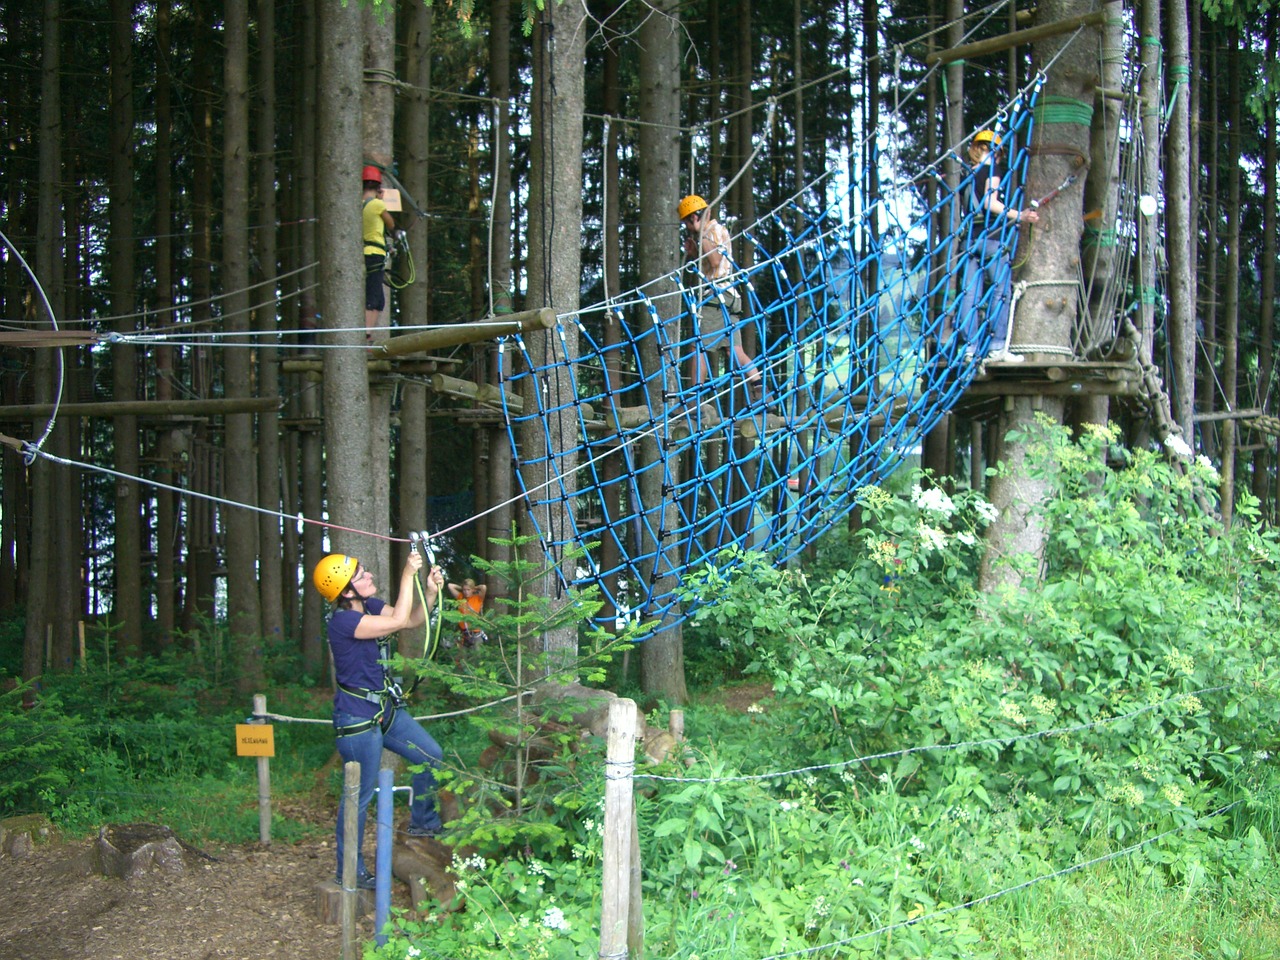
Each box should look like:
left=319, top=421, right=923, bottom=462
left=500, top=84, right=1043, bottom=634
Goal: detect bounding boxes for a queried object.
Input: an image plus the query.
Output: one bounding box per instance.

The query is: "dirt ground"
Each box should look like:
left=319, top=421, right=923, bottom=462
left=0, top=815, right=416, bottom=960
left=0, top=683, right=773, bottom=960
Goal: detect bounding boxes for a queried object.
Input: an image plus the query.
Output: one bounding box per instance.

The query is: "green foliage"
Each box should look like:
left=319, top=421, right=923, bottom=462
left=371, top=422, right=1280, bottom=958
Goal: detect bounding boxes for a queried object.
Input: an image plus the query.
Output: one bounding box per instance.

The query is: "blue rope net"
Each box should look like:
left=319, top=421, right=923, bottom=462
left=501, top=85, right=1041, bottom=634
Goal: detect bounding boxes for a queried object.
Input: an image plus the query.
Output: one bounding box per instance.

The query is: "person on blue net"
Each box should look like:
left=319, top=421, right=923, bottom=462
left=312, top=550, right=446, bottom=890
left=956, top=130, right=1038, bottom=363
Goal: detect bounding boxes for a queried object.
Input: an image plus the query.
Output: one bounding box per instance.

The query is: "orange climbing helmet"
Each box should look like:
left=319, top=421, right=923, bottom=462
left=313, top=553, right=359, bottom=603
left=362, top=164, right=383, bottom=184
left=973, top=130, right=1002, bottom=147
left=677, top=194, right=709, bottom=221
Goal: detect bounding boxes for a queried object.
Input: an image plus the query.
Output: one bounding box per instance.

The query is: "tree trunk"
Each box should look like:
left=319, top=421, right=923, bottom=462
left=110, top=0, right=145, bottom=657
left=486, top=0, right=514, bottom=582
left=396, top=0, right=434, bottom=587
left=363, top=1, right=395, bottom=582
left=255, top=0, right=285, bottom=650
left=223, top=0, right=265, bottom=692
left=154, top=0, right=178, bottom=648
left=521, top=0, right=586, bottom=675
left=1220, top=26, right=1241, bottom=525
left=319, top=0, right=374, bottom=556
left=1165, top=0, right=1196, bottom=438
left=1251, top=14, right=1276, bottom=506
left=636, top=0, right=688, bottom=704
left=978, top=0, right=1098, bottom=591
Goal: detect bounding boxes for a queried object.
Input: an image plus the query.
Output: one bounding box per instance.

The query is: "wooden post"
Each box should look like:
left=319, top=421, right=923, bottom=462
left=253, top=694, right=272, bottom=845
left=600, top=697, right=638, bottom=959
left=341, top=761, right=360, bottom=960
left=78, top=621, right=85, bottom=668
left=668, top=709, right=684, bottom=742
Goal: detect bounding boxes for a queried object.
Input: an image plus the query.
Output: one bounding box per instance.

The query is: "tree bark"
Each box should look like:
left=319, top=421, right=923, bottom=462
left=319, top=0, right=374, bottom=556
left=109, top=0, right=145, bottom=657
left=521, top=0, right=586, bottom=675
left=977, top=0, right=1098, bottom=591
left=254, top=0, right=286, bottom=650
left=223, top=0, right=265, bottom=693
left=1165, top=0, right=1196, bottom=437
left=637, top=0, right=688, bottom=704
left=1220, top=26, right=1241, bottom=525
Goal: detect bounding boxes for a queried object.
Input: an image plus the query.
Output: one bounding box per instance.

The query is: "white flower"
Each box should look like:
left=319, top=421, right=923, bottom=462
left=909, top=835, right=925, bottom=851
left=780, top=800, right=796, bottom=811
left=747, top=703, right=764, bottom=714
left=1164, top=434, right=1193, bottom=459
left=853, top=877, right=864, bottom=886
left=955, top=531, right=976, bottom=546
left=918, top=523, right=948, bottom=552
left=406, top=948, right=421, bottom=959
left=974, top=500, right=999, bottom=524
left=541, top=906, right=571, bottom=932
left=911, top=484, right=956, bottom=517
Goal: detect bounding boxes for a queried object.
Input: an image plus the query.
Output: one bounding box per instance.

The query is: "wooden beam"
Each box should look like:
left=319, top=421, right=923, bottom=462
left=1192, top=407, right=1262, bottom=423
left=925, top=11, right=1108, bottom=66
left=378, top=308, right=558, bottom=356
left=0, top=397, right=279, bottom=419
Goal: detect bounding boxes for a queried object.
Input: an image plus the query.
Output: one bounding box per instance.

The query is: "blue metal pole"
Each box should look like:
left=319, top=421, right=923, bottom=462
left=374, top=767, right=394, bottom=945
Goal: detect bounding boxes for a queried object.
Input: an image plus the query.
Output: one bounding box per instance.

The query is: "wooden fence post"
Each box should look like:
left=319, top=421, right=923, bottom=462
left=341, top=761, right=360, bottom=960
left=600, top=697, right=638, bottom=959
left=253, top=694, right=272, bottom=844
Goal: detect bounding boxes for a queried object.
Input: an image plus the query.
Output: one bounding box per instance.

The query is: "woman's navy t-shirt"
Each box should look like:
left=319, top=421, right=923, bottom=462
left=329, top=597, right=388, bottom=719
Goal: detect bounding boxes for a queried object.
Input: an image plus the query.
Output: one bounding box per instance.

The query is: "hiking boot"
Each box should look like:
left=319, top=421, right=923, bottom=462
left=405, top=824, right=444, bottom=839
left=335, top=869, right=377, bottom=891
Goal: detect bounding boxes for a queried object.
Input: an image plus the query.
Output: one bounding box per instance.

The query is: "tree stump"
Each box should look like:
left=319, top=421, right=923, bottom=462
left=0, top=814, right=56, bottom=859
left=92, top=823, right=203, bottom=879
left=393, top=835, right=459, bottom=913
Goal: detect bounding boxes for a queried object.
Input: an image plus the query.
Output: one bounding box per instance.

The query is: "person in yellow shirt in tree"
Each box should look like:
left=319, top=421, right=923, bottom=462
left=362, top=165, right=398, bottom=337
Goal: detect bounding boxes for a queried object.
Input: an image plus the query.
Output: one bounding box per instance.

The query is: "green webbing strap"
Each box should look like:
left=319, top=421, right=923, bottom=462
left=412, top=572, right=445, bottom=664
left=1082, top=225, right=1118, bottom=248
left=1033, top=95, right=1093, bottom=126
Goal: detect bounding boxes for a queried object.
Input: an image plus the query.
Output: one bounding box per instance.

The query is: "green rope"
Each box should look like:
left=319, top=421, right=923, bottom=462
left=413, top=571, right=445, bottom=664
left=1034, top=95, right=1093, bottom=126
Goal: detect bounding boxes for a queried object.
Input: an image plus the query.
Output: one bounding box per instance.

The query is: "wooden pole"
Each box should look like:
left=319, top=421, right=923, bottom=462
left=668, top=709, right=684, bottom=742
left=341, top=761, right=360, bottom=960
left=925, top=11, right=1107, bottom=65
left=78, top=621, right=85, bottom=668
left=377, top=307, right=558, bottom=355
left=0, top=396, right=279, bottom=419
left=253, top=693, right=272, bottom=845
left=600, top=698, right=638, bottom=959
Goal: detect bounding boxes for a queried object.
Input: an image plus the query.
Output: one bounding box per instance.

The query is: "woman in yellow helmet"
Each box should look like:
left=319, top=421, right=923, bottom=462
left=957, top=131, right=1038, bottom=362
left=677, top=194, right=761, bottom=390
left=312, top=550, right=446, bottom=889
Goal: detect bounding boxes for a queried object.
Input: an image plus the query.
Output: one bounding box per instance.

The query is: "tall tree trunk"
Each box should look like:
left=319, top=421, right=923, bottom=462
left=1199, top=21, right=1220, bottom=459
left=1165, top=0, right=1196, bottom=437
left=486, top=0, right=514, bottom=583
left=255, top=0, right=285, bottom=649
left=110, top=0, right=145, bottom=657
left=319, top=0, right=374, bottom=556
left=25, top=0, right=65, bottom=682
left=296, top=0, right=325, bottom=675
left=224, top=0, right=265, bottom=692
left=363, top=2, right=395, bottom=582
left=184, top=0, right=218, bottom=631
left=1252, top=14, right=1276, bottom=506
left=154, top=0, right=179, bottom=648
left=522, top=0, right=586, bottom=674
left=978, top=0, right=1098, bottom=591
left=637, top=0, right=687, bottom=704
left=397, top=0, right=433, bottom=605
left=1220, top=26, right=1241, bottom=524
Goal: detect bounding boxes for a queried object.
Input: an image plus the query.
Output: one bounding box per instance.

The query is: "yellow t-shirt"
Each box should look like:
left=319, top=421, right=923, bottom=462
left=362, top=197, right=388, bottom=256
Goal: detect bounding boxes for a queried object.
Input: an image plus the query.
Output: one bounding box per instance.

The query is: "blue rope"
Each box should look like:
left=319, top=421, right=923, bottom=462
left=502, top=89, right=1043, bottom=635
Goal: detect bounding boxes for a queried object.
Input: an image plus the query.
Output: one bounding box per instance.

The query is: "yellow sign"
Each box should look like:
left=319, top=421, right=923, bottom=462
left=235, top=723, right=275, bottom=757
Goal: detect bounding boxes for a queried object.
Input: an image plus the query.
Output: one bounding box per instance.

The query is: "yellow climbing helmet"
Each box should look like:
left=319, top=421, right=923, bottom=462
left=313, top=554, right=359, bottom=603
left=677, top=194, right=709, bottom=221
left=973, top=130, right=1002, bottom=147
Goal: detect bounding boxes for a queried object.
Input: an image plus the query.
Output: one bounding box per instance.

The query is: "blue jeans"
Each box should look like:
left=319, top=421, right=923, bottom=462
left=332, top=706, right=443, bottom=877
left=958, top=238, right=1013, bottom=352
